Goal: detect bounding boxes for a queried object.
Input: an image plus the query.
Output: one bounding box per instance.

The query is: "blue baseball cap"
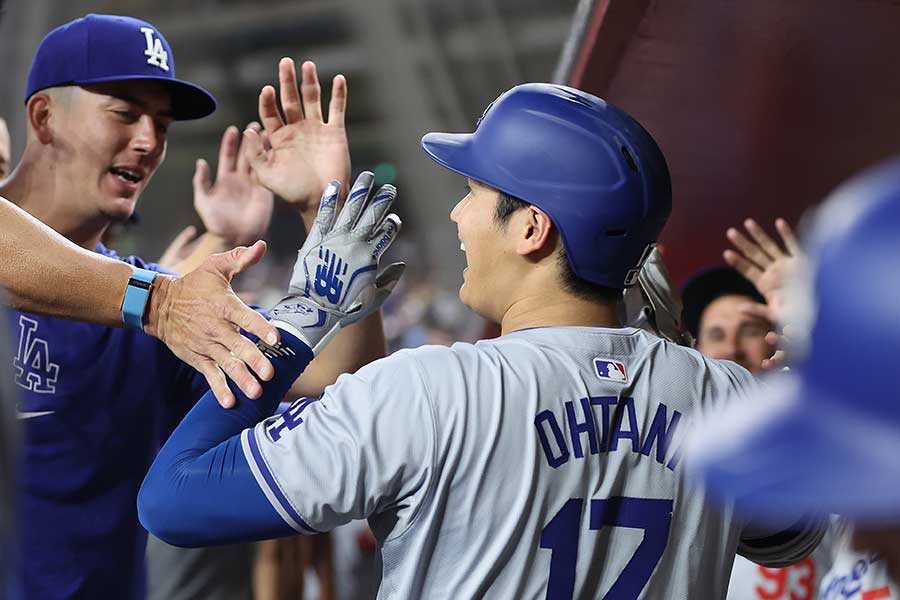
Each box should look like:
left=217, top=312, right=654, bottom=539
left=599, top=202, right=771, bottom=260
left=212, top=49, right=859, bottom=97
left=25, top=14, right=216, bottom=120
left=687, top=156, right=900, bottom=524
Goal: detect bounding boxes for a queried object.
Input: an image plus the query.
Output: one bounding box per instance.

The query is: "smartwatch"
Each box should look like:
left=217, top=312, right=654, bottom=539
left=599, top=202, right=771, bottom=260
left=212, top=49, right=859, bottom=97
left=121, top=268, right=158, bottom=330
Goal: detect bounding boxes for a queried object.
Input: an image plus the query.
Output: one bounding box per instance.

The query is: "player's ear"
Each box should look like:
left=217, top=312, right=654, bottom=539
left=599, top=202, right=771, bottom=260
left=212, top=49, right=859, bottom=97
left=27, top=92, right=57, bottom=145
left=515, top=205, right=555, bottom=258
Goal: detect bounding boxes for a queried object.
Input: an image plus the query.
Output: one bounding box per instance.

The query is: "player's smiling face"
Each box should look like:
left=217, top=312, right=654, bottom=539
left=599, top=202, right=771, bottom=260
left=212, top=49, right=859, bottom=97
left=450, top=178, right=517, bottom=318
left=51, top=80, right=173, bottom=223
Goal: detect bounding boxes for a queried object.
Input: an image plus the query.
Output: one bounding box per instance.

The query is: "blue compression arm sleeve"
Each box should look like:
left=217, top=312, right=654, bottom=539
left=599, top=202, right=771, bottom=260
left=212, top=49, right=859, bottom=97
left=138, top=329, right=313, bottom=547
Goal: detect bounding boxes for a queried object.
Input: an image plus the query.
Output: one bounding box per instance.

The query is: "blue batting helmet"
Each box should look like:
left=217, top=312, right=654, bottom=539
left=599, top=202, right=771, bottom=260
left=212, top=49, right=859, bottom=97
left=688, top=156, right=900, bottom=523
left=421, top=83, right=672, bottom=289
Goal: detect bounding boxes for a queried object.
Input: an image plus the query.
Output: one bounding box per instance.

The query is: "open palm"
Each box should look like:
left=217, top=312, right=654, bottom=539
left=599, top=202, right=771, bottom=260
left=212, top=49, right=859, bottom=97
left=194, top=124, right=274, bottom=246
left=244, top=58, right=351, bottom=225
left=724, top=218, right=805, bottom=325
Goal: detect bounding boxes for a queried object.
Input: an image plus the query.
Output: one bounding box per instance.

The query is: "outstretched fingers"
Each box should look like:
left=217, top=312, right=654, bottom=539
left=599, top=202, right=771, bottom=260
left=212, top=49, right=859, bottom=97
left=217, top=125, right=240, bottom=175
left=237, top=122, right=262, bottom=175
left=300, top=60, right=323, bottom=122
left=726, top=226, right=770, bottom=269
left=723, top=248, right=762, bottom=284
left=195, top=360, right=235, bottom=408
left=242, top=127, right=269, bottom=178
left=334, top=171, right=375, bottom=231
left=192, top=158, right=212, bottom=198
left=370, top=214, right=402, bottom=261
left=313, top=181, right=341, bottom=235
left=776, top=218, right=802, bottom=256
left=279, top=57, right=304, bottom=123
left=258, top=85, right=285, bottom=135
left=327, top=74, right=347, bottom=127
left=743, top=218, right=784, bottom=260
left=358, top=184, right=397, bottom=235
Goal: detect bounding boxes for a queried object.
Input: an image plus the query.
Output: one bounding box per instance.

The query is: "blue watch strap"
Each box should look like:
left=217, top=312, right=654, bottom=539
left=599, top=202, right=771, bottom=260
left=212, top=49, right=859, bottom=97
left=122, top=268, right=158, bottom=330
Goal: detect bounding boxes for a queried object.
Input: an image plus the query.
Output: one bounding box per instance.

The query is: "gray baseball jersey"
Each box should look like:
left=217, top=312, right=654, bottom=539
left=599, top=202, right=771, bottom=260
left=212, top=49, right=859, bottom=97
left=241, top=326, right=768, bottom=599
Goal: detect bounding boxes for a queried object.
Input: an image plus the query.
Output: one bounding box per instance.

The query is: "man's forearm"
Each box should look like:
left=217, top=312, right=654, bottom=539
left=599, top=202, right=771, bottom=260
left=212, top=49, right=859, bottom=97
left=138, top=328, right=312, bottom=547
left=0, top=197, right=132, bottom=325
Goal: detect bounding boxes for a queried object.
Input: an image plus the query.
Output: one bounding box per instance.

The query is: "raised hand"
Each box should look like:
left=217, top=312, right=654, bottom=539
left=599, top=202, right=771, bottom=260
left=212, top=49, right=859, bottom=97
left=269, top=172, right=403, bottom=355
left=146, top=241, right=280, bottom=408
left=242, top=58, right=351, bottom=227
left=157, top=225, right=200, bottom=270
left=724, top=218, right=805, bottom=325
left=193, top=124, right=275, bottom=246
left=724, top=218, right=806, bottom=371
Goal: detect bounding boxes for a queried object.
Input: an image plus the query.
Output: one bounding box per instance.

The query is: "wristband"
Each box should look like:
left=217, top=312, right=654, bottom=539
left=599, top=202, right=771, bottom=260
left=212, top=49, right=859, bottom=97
left=121, top=268, right=158, bottom=330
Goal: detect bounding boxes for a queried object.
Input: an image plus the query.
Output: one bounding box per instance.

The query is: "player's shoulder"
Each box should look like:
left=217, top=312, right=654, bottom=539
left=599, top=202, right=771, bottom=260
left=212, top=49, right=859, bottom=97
left=641, top=333, right=756, bottom=387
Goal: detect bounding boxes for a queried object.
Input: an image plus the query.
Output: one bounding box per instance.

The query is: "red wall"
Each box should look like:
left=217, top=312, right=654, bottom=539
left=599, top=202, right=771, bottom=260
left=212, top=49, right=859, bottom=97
left=569, top=0, right=900, bottom=283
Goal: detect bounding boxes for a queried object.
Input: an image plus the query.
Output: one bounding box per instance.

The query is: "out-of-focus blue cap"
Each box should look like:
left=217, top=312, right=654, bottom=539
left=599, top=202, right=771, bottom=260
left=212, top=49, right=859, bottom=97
left=25, top=14, right=216, bottom=120
left=687, top=156, right=900, bottom=524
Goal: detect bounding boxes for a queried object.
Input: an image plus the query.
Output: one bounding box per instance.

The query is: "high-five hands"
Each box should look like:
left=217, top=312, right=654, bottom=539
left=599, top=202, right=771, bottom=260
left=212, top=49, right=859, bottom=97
left=193, top=123, right=275, bottom=246
left=269, top=172, right=404, bottom=355
left=724, top=218, right=806, bottom=370
left=243, top=58, right=351, bottom=228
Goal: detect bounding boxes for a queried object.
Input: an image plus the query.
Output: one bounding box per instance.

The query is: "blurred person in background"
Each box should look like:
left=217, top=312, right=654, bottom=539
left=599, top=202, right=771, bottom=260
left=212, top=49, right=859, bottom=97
left=254, top=533, right=335, bottom=600
left=681, top=222, right=835, bottom=600
left=688, top=161, right=900, bottom=598
left=681, top=265, right=771, bottom=375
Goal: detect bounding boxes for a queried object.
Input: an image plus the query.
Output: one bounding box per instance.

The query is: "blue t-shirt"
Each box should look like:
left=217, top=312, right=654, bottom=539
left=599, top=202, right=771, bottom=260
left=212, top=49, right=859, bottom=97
left=10, top=244, right=208, bottom=600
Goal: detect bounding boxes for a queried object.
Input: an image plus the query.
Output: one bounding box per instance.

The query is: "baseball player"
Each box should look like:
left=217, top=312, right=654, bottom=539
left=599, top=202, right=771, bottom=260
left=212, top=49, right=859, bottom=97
left=141, top=84, right=822, bottom=598
left=687, top=157, right=900, bottom=595
left=0, top=46, right=275, bottom=408
left=3, top=14, right=380, bottom=599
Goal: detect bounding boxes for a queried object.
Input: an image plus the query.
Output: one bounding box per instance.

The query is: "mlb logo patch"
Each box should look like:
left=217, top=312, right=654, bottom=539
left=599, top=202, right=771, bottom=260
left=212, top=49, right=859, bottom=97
left=594, top=358, right=628, bottom=383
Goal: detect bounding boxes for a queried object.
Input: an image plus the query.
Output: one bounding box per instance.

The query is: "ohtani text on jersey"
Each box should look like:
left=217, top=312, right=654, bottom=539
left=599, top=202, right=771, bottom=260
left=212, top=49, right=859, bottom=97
left=534, top=397, right=683, bottom=471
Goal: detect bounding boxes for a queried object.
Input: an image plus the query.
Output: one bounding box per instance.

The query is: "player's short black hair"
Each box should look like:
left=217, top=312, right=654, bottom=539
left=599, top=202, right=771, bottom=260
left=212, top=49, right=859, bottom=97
left=494, top=191, right=621, bottom=303
left=680, top=266, right=767, bottom=338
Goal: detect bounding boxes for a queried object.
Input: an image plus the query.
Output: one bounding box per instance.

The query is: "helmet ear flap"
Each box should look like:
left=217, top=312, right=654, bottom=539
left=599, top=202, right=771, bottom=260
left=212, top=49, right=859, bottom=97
left=623, top=244, right=657, bottom=287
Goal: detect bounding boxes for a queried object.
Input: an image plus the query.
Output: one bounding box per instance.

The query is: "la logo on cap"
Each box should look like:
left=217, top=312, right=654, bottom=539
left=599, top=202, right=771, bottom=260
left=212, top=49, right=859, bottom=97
left=140, top=27, right=169, bottom=71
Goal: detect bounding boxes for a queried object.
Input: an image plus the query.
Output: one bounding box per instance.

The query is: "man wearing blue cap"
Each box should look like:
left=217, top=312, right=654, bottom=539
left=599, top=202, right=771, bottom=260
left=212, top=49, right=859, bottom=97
left=687, top=158, right=900, bottom=593
left=1, top=13, right=387, bottom=599
left=139, top=84, right=822, bottom=598
left=0, top=13, right=250, bottom=599
left=0, top=18, right=278, bottom=410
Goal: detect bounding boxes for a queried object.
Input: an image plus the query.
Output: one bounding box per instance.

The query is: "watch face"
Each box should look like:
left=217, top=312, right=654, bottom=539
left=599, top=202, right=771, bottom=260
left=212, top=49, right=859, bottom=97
left=128, top=277, right=153, bottom=290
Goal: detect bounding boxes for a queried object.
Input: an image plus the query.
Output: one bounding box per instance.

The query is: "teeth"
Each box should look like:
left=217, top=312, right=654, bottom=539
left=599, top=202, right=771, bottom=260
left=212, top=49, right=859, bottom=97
left=111, top=168, right=141, bottom=183
left=460, top=242, right=466, bottom=252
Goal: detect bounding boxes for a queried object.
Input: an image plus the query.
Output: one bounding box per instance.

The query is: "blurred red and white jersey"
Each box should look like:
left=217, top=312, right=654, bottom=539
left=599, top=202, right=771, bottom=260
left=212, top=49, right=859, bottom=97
left=817, top=520, right=897, bottom=600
